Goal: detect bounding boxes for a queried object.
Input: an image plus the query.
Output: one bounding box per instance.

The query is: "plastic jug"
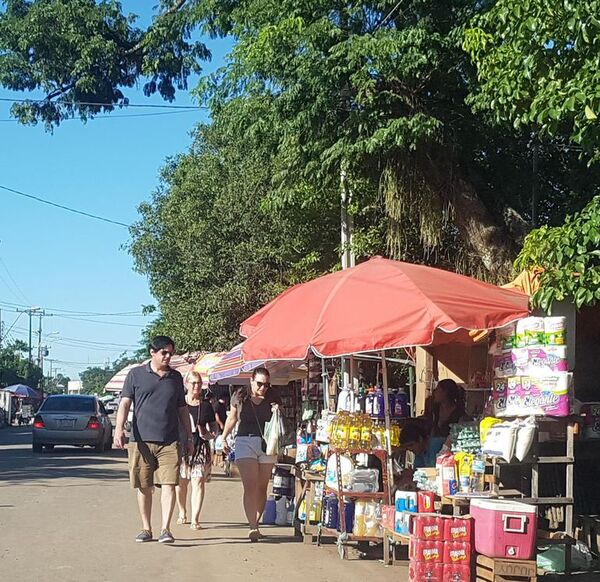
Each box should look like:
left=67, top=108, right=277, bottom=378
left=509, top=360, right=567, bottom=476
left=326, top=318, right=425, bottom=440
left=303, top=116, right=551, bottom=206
left=275, top=496, right=289, bottom=525
left=272, top=466, right=294, bottom=497
left=337, top=500, right=355, bottom=533
left=263, top=497, right=277, bottom=525
left=337, top=387, right=357, bottom=412
left=374, top=386, right=385, bottom=419
left=323, top=494, right=339, bottom=529
left=395, top=389, right=409, bottom=418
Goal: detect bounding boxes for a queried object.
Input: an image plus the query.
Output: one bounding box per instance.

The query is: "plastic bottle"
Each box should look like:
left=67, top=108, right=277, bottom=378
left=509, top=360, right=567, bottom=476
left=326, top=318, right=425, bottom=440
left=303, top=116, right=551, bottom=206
left=470, top=454, right=486, bottom=492
left=263, top=496, right=277, bottom=525
left=276, top=496, right=289, bottom=525
left=335, top=411, right=349, bottom=450
left=395, top=388, right=409, bottom=418
left=390, top=424, right=400, bottom=447
left=360, top=414, right=373, bottom=450
left=329, top=415, right=339, bottom=448
left=353, top=500, right=367, bottom=536
left=348, top=413, right=362, bottom=449
left=375, top=385, right=385, bottom=419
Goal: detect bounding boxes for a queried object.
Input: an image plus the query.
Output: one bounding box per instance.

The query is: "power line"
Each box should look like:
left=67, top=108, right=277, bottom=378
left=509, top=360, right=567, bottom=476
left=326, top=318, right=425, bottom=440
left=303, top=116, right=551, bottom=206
left=50, top=314, right=147, bottom=328
left=0, top=108, right=202, bottom=123
left=0, top=299, right=156, bottom=317
left=0, top=97, right=206, bottom=110
left=0, top=184, right=131, bottom=228
left=0, top=257, right=31, bottom=305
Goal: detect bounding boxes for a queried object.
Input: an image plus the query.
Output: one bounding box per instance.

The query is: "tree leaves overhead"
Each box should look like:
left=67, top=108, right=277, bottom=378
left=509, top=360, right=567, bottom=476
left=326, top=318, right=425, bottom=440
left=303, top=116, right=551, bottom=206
left=128, top=109, right=341, bottom=350
left=0, top=0, right=209, bottom=127
left=516, top=196, right=600, bottom=311
left=465, top=0, right=600, bottom=161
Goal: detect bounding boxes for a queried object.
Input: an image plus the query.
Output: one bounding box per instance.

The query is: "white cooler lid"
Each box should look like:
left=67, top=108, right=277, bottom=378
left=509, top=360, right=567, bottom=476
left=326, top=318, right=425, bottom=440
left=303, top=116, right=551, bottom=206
left=471, top=498, right=537, bottom=514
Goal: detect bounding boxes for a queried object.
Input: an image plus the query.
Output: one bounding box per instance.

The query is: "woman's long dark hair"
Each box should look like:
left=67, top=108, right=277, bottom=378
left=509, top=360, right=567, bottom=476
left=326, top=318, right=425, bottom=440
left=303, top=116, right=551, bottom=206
left=430, top=379, right=466, bottom=437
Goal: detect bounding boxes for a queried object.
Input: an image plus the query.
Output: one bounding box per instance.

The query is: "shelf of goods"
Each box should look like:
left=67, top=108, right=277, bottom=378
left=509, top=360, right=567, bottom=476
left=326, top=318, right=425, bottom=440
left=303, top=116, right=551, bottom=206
left=319, top=447, right=391, bottom=559
left=490, top=417, right=576, bottom=572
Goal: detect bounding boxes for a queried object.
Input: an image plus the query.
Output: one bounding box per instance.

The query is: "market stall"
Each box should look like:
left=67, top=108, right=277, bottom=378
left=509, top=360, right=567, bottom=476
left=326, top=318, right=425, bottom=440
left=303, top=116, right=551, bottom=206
left=237, top=256, right=530, bottom=566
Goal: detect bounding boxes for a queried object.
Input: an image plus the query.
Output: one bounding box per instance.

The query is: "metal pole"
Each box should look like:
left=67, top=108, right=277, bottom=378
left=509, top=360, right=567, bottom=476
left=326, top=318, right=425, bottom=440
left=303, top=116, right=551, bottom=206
left=408, top=365, right=415, bottom=418
left=381, top=351, right=394, bottom=504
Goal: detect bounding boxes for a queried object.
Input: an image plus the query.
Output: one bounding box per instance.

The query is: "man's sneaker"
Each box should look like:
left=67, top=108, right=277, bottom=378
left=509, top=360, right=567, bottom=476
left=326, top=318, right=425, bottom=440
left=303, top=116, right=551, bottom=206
left=158, top=529, right=175, bottom=544
left=135, top=530, right=153, bottom=543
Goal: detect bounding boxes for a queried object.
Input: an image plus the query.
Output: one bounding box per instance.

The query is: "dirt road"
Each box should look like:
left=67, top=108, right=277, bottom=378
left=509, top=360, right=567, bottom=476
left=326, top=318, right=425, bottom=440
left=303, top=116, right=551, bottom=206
left=0, top=427, right=406, bottom=582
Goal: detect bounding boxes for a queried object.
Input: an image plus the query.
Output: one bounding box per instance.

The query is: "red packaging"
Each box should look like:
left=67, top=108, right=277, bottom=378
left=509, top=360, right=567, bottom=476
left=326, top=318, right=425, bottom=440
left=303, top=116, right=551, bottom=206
left=381, top=505, right=395, bottom=531
left=409, top=562, right=444, bottom=582
left=418, top=491, right=435, bottom=513
left=436, top=452, right=458, bottom=496
left=411, top=514, right=444, bottom=541
left=410, top=538, right=444, bottom=563
left=443, top=563, right=471, bottom=582
left=443, top=541, right=471, bottom=566
left=443, top=517, right=473, bottom=542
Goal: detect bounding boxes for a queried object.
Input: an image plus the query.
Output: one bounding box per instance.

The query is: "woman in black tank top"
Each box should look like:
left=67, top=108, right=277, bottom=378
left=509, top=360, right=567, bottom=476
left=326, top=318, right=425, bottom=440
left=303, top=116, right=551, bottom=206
left=220, top=367, right=281, bottom=542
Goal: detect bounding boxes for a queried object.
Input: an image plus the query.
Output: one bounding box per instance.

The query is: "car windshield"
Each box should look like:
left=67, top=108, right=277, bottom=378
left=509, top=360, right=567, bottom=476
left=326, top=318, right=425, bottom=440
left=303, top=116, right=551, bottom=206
left=41, top=397, right=95, bottom=413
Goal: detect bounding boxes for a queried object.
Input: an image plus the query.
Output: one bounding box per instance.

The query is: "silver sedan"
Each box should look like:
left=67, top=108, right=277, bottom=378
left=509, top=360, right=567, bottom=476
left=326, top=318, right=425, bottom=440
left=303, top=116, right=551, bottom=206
left=32, top=395, right=113, bottom=453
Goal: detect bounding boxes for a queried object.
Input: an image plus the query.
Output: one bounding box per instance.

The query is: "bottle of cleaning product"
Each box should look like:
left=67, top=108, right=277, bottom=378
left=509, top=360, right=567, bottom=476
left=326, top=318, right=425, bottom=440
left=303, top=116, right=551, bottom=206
left=337, top=385, right=357, bottom=413
left=395, top=387, right=409, bottom=418
left=375, top=385, right=385, bottom=419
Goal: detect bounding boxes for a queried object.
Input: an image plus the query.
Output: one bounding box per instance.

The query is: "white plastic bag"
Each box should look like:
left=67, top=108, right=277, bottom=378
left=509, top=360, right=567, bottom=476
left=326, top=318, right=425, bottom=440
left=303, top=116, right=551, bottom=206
left=515, top=416, right=537, bottom=461
left=481, top=421, right=518, bottom=461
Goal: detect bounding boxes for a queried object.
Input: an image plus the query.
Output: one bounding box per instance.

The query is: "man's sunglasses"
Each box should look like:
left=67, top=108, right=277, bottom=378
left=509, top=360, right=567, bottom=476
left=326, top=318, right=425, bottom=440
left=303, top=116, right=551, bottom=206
left=158, top=350, right=173, bottom=357
left=255, top=381, right=271, bottom=389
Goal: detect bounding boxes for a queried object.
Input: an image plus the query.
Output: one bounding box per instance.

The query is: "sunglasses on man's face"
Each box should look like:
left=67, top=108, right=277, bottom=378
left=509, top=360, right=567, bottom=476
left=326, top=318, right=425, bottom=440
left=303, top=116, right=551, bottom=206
left=255, top=381, right=271, bottom=389
left=158, top=350, right=173, bottom=357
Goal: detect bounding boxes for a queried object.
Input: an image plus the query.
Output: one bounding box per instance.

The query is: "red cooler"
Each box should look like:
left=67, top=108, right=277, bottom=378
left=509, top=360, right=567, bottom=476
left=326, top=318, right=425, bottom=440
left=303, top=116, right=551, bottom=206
left=443, top=564, right=471, bottom=582
left=409, top=562, right=443, bottom=582
left=470, top=499, right=537, bottom=560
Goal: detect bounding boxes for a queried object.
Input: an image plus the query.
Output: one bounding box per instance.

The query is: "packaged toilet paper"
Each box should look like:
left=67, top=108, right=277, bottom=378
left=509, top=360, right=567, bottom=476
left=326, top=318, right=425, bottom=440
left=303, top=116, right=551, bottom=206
left=526, top=346, right=568, bottom=375
left=515, top=317, right=545, bottom=348
left=510, top=347, right=530, bottom=375
left=496, top=322, right=516, bottom=351
left=495, top=374, right=572, bottom=417
left=544, top=316, right=567, bottom=345
left=494, top=353, right=516, bottom=378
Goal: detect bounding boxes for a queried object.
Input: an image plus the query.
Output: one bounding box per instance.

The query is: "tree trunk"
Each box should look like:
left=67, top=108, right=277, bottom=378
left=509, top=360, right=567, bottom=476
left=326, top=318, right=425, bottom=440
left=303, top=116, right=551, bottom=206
left=452, top=179, right=518, bottom=283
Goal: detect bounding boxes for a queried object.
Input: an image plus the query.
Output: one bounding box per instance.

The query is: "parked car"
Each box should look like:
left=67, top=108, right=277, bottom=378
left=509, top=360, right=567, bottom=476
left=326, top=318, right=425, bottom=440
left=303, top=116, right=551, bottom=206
left=104, top=398, right=120, bottom=414
left=32, top=395, right=113, bottom=453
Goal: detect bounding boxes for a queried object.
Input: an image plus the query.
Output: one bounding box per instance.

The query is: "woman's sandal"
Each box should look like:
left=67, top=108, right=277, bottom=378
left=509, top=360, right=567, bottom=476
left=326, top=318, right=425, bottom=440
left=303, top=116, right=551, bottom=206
left=190, top=523, right=203, bottom=530
left=176, top=516, right=188, bottom=525
left=248, top=529, right=260, bottom=542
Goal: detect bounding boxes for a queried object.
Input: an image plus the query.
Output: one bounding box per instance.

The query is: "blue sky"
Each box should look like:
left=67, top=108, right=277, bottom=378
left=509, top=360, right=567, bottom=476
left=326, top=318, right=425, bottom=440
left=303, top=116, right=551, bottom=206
left=0, top=3, right=234, bottom=380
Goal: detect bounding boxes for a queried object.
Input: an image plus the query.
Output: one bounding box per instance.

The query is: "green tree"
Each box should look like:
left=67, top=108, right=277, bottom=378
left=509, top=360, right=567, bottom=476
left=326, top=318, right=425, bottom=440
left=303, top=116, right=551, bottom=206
left=0, top=0, right=208, bottom=127
left=80, top=352, right=142, bottom=394
left=0, top=339, right=43, bottom=387
left=45, top=373, right=71, bottom=395
left=129, top=112, right=341, bottom=350
left=465, top=0, right=600, bottom=161
left=516, top=196, right=600, bottom=311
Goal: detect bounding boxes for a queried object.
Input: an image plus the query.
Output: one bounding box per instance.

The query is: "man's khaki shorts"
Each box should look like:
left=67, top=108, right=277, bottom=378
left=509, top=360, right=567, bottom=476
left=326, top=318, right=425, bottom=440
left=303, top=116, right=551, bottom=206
left=127, top=442, right=180, bottom=489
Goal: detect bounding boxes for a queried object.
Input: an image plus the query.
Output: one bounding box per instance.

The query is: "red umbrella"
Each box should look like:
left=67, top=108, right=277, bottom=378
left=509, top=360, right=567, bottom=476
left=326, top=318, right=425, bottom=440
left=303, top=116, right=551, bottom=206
left=240, top=256, right=529, bottom=361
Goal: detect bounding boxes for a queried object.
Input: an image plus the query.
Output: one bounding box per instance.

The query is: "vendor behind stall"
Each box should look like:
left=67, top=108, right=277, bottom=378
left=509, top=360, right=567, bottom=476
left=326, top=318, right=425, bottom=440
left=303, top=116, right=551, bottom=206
left=400, top=422, right=446, bottom=469
left=423, top=379, right=467, bottom=438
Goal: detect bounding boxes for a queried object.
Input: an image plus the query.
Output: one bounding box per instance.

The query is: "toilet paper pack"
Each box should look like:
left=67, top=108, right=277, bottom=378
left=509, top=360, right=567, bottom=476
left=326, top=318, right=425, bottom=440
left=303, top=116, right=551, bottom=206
left=495, top=374, right=572, bottom=417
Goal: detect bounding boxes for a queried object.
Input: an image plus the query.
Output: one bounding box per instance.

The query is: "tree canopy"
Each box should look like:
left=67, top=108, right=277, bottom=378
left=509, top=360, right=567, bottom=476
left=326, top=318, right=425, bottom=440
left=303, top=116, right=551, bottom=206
left=465, top=0, right=600, bottom=161
left=0, top=339, right=43, bottom=388
left=516, top=196, right=600, bottom=311
left=2, top=1, right=600, bottom=346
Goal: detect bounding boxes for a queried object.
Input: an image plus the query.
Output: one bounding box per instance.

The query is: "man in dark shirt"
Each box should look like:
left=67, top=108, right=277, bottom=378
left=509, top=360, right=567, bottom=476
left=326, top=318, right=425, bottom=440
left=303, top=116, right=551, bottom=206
left=114, top=336, right=193, bottom=544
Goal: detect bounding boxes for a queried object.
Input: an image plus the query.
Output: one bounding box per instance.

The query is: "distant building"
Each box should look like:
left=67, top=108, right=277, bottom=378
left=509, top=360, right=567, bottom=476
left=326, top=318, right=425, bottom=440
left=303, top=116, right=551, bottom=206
left=67, top=381, right=82, bottom=395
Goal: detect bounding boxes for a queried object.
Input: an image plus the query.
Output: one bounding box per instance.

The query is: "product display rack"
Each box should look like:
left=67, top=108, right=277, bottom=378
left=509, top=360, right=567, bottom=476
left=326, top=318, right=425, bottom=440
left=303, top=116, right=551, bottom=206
left=318, top=447, right=390, bottom=559
left=491, top=416, right=576, bottom=572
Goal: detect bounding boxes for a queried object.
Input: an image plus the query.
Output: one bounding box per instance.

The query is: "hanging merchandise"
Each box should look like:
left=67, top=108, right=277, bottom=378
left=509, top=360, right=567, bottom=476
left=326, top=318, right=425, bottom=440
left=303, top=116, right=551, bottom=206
left=325, top=453, right=354, bottom=491
left=481, top=421, right=518, bottom=462
left=514, top=416, right=537, bottom=461
left=449, top=422, right=480, bottom=454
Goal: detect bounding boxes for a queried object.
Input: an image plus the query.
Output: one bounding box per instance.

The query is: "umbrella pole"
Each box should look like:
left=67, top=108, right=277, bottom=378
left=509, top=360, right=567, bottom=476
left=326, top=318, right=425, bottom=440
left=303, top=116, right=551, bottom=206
left=381, top=351, right=394, bottom=504
left=408, top=364, right=415, bottom=418
left=321, top=358, right=329, bottom=412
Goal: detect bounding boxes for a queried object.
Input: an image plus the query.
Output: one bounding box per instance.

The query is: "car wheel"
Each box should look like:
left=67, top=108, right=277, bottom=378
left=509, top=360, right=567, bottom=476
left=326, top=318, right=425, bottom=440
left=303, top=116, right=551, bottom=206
left=94, top=439, right=104, bottom=452
left=104, top=430, right=113, bottom=451
left=32, top=441, right=42, bottom=454
left=44, top=444, right=55, bottom=450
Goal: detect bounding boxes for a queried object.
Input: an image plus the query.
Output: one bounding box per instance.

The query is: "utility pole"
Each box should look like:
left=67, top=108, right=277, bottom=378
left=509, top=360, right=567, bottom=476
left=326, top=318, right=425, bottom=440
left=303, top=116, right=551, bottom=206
left=15, top=307, right=50, bottom=382
left=0, top=307, right=3, bottom=348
